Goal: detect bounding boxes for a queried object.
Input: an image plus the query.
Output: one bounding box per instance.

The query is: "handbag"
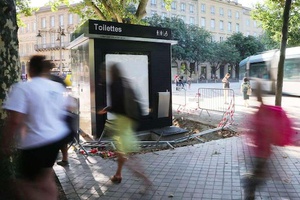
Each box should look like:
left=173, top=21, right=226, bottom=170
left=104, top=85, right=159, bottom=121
left=247, top=88, right=252, bottom=95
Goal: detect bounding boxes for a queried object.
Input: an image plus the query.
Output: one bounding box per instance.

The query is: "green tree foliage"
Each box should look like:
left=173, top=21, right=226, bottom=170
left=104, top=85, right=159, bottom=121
left=252, top=0, right=300, bottom=46
left=226, top=32, right=265, bottom=60
left=224, top=33, right=265, bottom=78
left=49, top=0, right=173, bottom=25
left=258, top=32, right=280, bottom=50
left=145, top=15, right=212, bottom=76
left=206, top=42, right=239, bottom=77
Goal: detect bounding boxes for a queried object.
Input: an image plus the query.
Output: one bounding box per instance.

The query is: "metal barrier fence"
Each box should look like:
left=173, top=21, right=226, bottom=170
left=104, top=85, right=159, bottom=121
left=68, top=96, right=90, bottom=155
left=197, top=88, right=235, bottom=113
left=173, top=88, right=235, bottom=126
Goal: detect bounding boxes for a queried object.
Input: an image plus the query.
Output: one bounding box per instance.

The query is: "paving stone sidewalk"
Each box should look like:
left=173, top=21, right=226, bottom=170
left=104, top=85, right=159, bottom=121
left=54, top=135, right=300, bottom=200
left=55, top=83, right=300, bottom=199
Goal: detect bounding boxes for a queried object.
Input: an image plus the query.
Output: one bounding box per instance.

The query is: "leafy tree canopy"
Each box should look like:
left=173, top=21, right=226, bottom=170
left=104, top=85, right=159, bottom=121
left=145, top=14, right=212, bottom=64
left=48, top=0, right=173, bottom=25
left=226, top=32, right=265, bottom=60
left=252, top=0, right=300, bottom=46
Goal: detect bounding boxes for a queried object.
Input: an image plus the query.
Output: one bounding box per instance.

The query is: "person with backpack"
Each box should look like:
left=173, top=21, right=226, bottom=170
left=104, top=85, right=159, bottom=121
left=241, top=77, right=251, bottom=107
left=0, top=55, right=71, bottom=199
left=222, top=73, right=231, bottom=104
left=97, top=63, right=151, bottom=191
left=242, top=81, right=295, bottom=200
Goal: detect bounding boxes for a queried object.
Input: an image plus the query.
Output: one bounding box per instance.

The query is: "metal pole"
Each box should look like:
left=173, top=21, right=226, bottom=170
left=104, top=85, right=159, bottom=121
left=59, top=34, right=62, bottom=74
left=59, top=26, right=62, bottom=75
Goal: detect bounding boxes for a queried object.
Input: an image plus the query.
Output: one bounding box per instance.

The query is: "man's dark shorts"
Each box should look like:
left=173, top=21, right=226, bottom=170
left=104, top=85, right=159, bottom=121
left=16, top=136, right=69, bottom=180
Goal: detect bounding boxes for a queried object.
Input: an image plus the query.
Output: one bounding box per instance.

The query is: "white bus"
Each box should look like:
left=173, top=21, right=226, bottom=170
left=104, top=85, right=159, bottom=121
left=239, top=46, right=300, bottom=96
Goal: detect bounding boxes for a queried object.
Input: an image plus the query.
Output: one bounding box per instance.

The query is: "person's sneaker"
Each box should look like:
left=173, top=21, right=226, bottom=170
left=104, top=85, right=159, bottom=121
left=57, top=160, right=69, bottom=166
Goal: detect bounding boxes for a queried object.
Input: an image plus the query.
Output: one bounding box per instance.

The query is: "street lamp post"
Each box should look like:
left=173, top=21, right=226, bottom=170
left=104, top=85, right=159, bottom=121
left=36, top=26, right=66, bottom=75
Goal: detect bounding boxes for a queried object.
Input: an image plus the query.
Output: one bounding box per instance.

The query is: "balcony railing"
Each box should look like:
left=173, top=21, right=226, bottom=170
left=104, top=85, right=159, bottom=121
left=34, top=43, right=69, bottom=52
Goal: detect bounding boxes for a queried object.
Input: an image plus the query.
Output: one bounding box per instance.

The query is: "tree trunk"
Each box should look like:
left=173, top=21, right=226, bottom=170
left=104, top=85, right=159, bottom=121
left=135, top=0, right=149, bottom=20
left=0, top=2, right=20, bottom=197
left=275, top=0, right=291, bottom=106
left=0, top=0, right=20, bottom=135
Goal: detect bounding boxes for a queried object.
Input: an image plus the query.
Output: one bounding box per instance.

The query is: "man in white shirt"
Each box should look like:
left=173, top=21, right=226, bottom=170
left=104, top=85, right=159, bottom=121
left=0, top=55, right=70, bottom=199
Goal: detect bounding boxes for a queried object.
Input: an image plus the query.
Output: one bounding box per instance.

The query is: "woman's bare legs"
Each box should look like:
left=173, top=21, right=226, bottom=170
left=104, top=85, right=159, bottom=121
left=114, top=152, right=127, bottom=178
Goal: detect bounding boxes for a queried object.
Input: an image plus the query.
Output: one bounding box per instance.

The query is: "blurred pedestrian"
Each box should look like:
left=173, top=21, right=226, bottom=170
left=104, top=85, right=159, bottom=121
left=187, top=76, right=192, bottom=89
left=242, top=82, right=295, bottom=200
left=222, top=73, right=230, bottom=103
left=48, top=72, right=75, bottom=167
left=178, top=75, right=185, bottom=89
left=0, top=55, right=71, bottom=200
left=241, top=77, right=251, bottom=107
left=174, top=74, right=180, bottom=90
left=97, top=63, right=151, bottom=191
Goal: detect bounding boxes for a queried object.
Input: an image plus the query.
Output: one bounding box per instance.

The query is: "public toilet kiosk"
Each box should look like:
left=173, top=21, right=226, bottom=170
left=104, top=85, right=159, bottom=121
left=68, top=19, right=177, bottom=138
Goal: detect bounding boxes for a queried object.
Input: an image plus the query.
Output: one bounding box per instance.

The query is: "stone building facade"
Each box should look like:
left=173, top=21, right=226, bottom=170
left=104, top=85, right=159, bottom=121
left=19, top=0, right=262, bottom=81
left=146, top=0, right=262, bottom=81
left=18, top=5, right=80, bottom=77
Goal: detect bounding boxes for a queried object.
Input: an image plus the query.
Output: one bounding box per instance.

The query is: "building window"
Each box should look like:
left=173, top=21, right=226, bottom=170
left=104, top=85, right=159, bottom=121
left=26, top=23, right=30, bottom=32
left=220, top=36, right=224, bottom=42
left=42, top=36, right=46, bottom=46
left=236, top=23, right=240, bottom=32
left=25, top=44, right=29, bottom=54
left=219, top=8, right=224, bottom=16
left=171, top=14, right=176, bottom=18
left=171, top=2, right=176, bottom=10
left=180, top=3, right=186, bottom=11
left=228, top=22, right=232, bottom=32
left=201, top=4, right=206, bottom=13
left=41, top=17, right=46, bottom=28
left=151, top=10, right=157, bottom=16
left=246, top=19, right=250, bottom=26
left=211, top=19, right=215, bottom=29
left=60, top=36, right=65, bottom=46
left=219, top=20, right=224, bottom=30
left=162, top=12, right=167, bottom=18
left=151, top=0, right=156, bottom=6
left=254, top=32, right=257, bottom=37
left=51, top=33, right=55, bottom=46
left=180, top=15, right=186, bottom=22
left=189, top=4, right=194, bottom=13
left=246, top=31, right=250, bottom=36
left=236, top=11, right=239, bottom=19
left=33, top=22, right=36, bottom=32
left=22, top=45, right=25, bottom=54
left=68, top=14, right=73, bottom=25
left=50, top=16, right=55, bottom=28
left=201, top=17, right=206, bottom=28
left=189, top=17, right=195, bottom=25
left=161, top=1, right=165, bottom=8
left=59, top=15, right=64, bottom=26
left=51, top=52, right=55, bottom=61
left=210, top=6, right=215, bottom=14
left=254, top=21, right=257, bottom=28
left=228, top=9, right=232, bottom=18
left=211, top=35, right=215, bottom=42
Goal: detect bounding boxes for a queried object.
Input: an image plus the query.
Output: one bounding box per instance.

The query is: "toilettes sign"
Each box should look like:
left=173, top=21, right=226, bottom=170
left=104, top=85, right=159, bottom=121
left=88, top=20, right=172, bottom=40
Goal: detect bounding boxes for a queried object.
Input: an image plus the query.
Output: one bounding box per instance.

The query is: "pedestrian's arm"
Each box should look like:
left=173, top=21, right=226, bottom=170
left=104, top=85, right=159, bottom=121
left=97, top=106, right=111, bottom=115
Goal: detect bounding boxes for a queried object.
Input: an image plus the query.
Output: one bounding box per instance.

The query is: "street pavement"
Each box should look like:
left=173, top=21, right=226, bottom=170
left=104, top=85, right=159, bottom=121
left=54, top=82, right=300, bottom=200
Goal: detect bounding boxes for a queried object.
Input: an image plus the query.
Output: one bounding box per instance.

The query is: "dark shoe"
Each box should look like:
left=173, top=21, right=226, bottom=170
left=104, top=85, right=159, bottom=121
left=110, top=175, right=122, bottom=183
left=57, top=160, right=69, bottom=166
